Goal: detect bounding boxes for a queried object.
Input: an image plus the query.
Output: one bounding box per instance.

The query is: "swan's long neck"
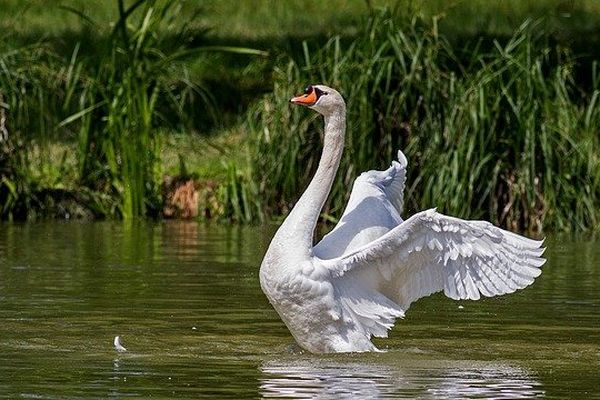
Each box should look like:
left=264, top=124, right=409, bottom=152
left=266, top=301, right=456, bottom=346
left=273, top=108, right=346, bottom=262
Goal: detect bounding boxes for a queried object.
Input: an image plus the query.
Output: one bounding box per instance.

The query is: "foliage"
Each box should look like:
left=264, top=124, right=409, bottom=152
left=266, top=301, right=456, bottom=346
left=0, top=2, right=599, bottom=230
left=0, top=45, right=59, bottom=220
left=0, top=0, right=263, bottom=220
left=244, top=11, right=600, bottom=232
left=217, top=162, right=264, bottom=224
left=61, top=0, right=212, bottom=219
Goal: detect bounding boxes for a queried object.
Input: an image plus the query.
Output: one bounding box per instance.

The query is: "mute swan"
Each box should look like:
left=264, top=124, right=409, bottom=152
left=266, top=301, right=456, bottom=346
left=259, top=84, right=545, bottom=353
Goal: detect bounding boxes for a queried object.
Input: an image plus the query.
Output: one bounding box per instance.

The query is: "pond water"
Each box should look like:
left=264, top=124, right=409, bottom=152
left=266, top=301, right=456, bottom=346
left=0, top=221, right=598, bottom=399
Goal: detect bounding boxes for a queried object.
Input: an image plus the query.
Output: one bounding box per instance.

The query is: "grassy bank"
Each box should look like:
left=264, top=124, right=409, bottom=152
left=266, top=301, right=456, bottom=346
left=241, top=11, right=600, bottom=232
left=1, top=1, right=599, bottom=232
left=0, top=0, right=263, bottom=220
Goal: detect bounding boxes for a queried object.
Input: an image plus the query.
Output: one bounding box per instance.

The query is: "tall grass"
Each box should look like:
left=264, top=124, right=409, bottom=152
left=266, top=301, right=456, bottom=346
left=62, top=0, right=211, bottom=219
left=217, top=162, right=263, bottom=223
left=1, top=3, right=599, bottom=228
left=0, top=44, right=62, bottom=219
left=0, top=0, right=263, bottom=220
left=244, top=10, right=600, bottom=232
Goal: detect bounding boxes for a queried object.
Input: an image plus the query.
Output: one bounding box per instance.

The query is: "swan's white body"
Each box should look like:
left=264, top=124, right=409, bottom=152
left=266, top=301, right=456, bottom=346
left=259, top=85, right=545, bottom=353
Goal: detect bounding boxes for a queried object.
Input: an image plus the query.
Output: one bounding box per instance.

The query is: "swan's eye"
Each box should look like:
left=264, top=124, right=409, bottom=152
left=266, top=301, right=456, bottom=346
left=314, top=87, right=328, bottom=98
left=290, top=85, right=319, bottom=106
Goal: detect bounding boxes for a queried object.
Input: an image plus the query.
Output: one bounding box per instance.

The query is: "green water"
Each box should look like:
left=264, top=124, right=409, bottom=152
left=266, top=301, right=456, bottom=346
left=0, top=222, right=598, bottom=399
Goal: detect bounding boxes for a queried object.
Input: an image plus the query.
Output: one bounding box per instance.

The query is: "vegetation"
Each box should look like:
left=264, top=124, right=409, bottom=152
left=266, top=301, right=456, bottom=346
left=0, top=0, right=262, bottom=220
left=244, top=12, right=600, bottom=232
left=0, top=0, right=599, bottom=232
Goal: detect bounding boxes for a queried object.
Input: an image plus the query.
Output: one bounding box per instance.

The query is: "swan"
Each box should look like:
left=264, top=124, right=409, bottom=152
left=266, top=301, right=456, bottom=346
left=259, top=84, right=546, bottom=353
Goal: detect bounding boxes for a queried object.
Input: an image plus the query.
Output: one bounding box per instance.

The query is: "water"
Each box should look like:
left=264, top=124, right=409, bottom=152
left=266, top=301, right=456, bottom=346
left=0, top=221, right=598, bottom=399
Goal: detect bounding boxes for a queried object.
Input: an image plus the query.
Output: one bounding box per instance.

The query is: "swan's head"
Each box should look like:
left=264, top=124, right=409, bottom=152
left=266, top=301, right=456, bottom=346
left=290, top=84, right=345, bottom=116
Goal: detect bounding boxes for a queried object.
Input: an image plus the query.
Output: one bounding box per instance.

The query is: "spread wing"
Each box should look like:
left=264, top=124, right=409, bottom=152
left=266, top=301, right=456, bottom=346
left=317, top=209, right=545, bottom=339
left=383, top=150, right=408, bottom=215
left=313, top=151, right=408, bottom=259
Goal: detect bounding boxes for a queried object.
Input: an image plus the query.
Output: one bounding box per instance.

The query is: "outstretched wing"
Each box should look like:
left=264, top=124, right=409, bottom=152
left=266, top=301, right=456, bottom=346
left=313, top=151, right=408, bottom=259
left=318, top=209, right=545, bottom=338
left=382, top=150, right=408, bottom=216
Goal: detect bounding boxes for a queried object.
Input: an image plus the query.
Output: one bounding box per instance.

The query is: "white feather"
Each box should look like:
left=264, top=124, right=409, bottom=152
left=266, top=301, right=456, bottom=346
left=113, top=336, right=127, bottom=352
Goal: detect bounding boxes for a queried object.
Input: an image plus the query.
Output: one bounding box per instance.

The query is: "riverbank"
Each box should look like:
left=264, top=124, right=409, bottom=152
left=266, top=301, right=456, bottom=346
left=1, top=0, right=599, bottom=232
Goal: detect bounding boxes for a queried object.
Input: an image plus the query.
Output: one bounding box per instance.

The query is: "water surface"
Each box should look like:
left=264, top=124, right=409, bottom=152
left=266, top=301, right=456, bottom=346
left=0, top=222, right=598, bottom=398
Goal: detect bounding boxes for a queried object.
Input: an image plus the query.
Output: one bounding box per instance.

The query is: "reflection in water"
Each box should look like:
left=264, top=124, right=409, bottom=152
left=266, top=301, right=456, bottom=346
left=260, top=357, right=544, bottom=399
left=0, top=224, right=597, bottom=398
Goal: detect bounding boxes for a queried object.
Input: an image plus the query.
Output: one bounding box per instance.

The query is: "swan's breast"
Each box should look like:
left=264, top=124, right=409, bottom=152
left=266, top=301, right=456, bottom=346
left=261, top=259, right=338, bottom=321
left=262, top=261, right=331, bottom=304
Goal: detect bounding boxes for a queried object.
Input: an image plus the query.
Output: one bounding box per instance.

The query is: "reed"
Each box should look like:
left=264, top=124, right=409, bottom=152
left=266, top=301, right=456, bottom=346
left=1, top=3, right=598, bottom=228
left=217, top=162, right=264, bottom=224
left=62, top=0, right=194, bottom=219
left=0, top=0, right=246, bottom=219
left=64, top=0, right=267, bottom=220
left=244, top=10, right=600, bottom=232
left=0, top=44, right=63, bottom=219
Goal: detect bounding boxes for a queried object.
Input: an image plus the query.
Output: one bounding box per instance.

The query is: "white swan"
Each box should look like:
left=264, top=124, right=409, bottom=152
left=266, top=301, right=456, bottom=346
left=259, top=84, right=546, bottom=353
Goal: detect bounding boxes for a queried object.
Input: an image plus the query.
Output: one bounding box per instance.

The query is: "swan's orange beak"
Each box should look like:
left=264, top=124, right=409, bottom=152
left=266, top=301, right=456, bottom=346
left=290, top=87, right=318, bottom=106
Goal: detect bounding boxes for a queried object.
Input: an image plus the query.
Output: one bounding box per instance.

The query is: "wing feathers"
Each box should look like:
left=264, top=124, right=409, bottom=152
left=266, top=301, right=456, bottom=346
left=383, top=151, right=408, bottom=216
left=336, top=280, right=405, bottom=339
left=313, top=151, right=409, bottom=260
left=321, top=209, right=545, bottom=313
left=316, top=203, right=544, bottom=347
left=463, top=266, right=481, bottom=300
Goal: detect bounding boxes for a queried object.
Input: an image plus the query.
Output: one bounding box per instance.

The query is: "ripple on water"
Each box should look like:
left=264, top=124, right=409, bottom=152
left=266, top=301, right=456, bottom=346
left=259, top=356, right=545, bottom=399
left=0, top=224, right=598, bottom=398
